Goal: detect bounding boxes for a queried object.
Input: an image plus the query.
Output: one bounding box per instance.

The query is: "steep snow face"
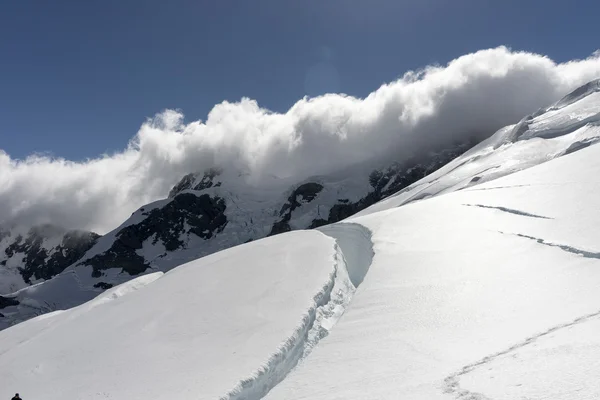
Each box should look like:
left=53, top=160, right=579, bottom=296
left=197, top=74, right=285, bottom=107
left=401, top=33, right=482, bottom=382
left=356, top=79, right=600, bottom=217
left=265, top=136, right=600, bottom=400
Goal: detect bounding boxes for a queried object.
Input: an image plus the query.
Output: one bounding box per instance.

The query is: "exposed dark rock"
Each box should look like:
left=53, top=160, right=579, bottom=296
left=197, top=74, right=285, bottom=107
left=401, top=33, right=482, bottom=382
left=0, top=295, right=19, bottom=309
left=3, top=228, right=99, bottom=284
left=168, top=173, right=196, bottom=198
left=88, top=245, right=147, bottom=277
left=93, top=282, right=114, bottom=290
left=269, top=182, right=324, bottom=236
left=268, top=220, right=292, bottom=236
left=278, top=183, right=324, bottom=216
left=309, top=144, right=471, bottom=228
left=168, top=168, right=223, bottom=198
left=84, top=193, right=228, bottom=277
left=269, top=145, right=471, bottom=235
left=193, top=168, right=222, bottom=191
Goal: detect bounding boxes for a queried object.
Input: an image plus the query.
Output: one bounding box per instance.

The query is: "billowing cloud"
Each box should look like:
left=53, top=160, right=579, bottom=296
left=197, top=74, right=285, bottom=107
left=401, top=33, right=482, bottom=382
left=1, top=46, right=600, bottom=234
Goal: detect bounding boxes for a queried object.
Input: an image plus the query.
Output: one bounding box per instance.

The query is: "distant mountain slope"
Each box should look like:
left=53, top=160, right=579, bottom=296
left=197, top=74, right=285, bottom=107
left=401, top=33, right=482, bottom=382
left=0, top=225, right=99, bottom=293
left=0, top=142, right=472, bottom=328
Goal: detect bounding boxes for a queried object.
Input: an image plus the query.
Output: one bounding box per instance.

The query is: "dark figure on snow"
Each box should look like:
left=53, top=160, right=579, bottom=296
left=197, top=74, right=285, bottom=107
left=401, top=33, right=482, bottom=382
left=12, top=394, right=21, bottom=400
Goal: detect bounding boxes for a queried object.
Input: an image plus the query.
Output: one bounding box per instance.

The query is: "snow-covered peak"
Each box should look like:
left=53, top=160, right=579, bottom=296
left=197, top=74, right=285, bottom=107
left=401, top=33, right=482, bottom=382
left=167, top=167, right=224, bottom=198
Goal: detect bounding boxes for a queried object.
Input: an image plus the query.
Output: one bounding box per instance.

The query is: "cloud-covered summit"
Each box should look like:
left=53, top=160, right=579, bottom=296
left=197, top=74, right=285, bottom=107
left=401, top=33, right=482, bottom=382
left=2, top=46, right=600, bottom=234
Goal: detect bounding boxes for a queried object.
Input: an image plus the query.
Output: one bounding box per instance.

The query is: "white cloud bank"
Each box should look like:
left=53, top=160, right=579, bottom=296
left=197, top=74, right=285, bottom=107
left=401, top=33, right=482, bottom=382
left=1, top=46, right=600, bottom=234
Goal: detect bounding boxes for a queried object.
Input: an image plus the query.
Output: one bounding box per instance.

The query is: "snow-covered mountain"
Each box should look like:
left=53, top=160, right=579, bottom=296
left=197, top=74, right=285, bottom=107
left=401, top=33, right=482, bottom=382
left=1, top=78, right=599, bottom=400
left=0, top=140, right=472, bottom=328
left=0, top=225, right=99, bottom=294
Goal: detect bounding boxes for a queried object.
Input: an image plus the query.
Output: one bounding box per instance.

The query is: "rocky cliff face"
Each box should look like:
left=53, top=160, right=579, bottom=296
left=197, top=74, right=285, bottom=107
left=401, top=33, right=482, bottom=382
left=0, top=225, right=99, bottom=294
left=85, top=193, right=228, bottom=278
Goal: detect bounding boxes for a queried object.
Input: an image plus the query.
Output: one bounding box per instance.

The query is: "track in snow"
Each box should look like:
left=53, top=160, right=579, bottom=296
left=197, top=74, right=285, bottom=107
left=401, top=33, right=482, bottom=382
left=463, top=204, right=552, bottom=219
left=464, top=184, right=531, bottom=192
left=220, top=223, right=374, bottom=400
left=443, top=310, right=600, bottom=400
left=501, top=232, right=600, bottom=260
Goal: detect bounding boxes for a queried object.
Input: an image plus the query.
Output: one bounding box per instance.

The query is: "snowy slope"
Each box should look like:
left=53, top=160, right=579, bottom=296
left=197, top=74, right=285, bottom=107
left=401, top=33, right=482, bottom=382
left=0, top=230, right=356, bottom=400
left=2, top=120, right=600, bottom=399
left=266, top=143, right=600, bottom=400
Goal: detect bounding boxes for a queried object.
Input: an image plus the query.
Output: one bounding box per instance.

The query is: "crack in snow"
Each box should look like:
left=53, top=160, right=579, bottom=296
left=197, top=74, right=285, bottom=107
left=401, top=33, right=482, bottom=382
left=503, top=232, right=600, bottom=259
left=464, top=184, right=531, bottom=192
left=443, top=310, right=600, bottom=399
left=220, top=223, right=373, bottom=400
left=464, top=204, right=552, bottom=219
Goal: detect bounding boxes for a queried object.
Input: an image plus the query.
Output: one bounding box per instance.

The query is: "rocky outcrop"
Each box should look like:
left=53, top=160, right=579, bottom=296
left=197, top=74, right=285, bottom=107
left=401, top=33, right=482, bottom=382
left=269, top=183, right=324, bottom=236
left=0, top=295, right=19, bottom=310
left=309, top=145, right=471, bottom=228
left=1, top=226, right=99, bottom=284
left=93, top=282, right=114, bottom=290
left=168, top=168, right=223, bottom=198
left=84, top=192, right=228, bottom=277
left=168, top=173, right=197, bottom=198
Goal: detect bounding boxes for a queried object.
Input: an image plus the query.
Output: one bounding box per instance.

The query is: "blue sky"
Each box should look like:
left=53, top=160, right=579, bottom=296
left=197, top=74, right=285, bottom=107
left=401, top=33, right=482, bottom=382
left=1, top=0, right=598, bottom=160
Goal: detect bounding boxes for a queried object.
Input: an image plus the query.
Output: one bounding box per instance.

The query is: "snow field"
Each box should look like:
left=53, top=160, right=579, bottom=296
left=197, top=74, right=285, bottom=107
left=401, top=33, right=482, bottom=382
left=265, top=143, right=600, bottom=399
